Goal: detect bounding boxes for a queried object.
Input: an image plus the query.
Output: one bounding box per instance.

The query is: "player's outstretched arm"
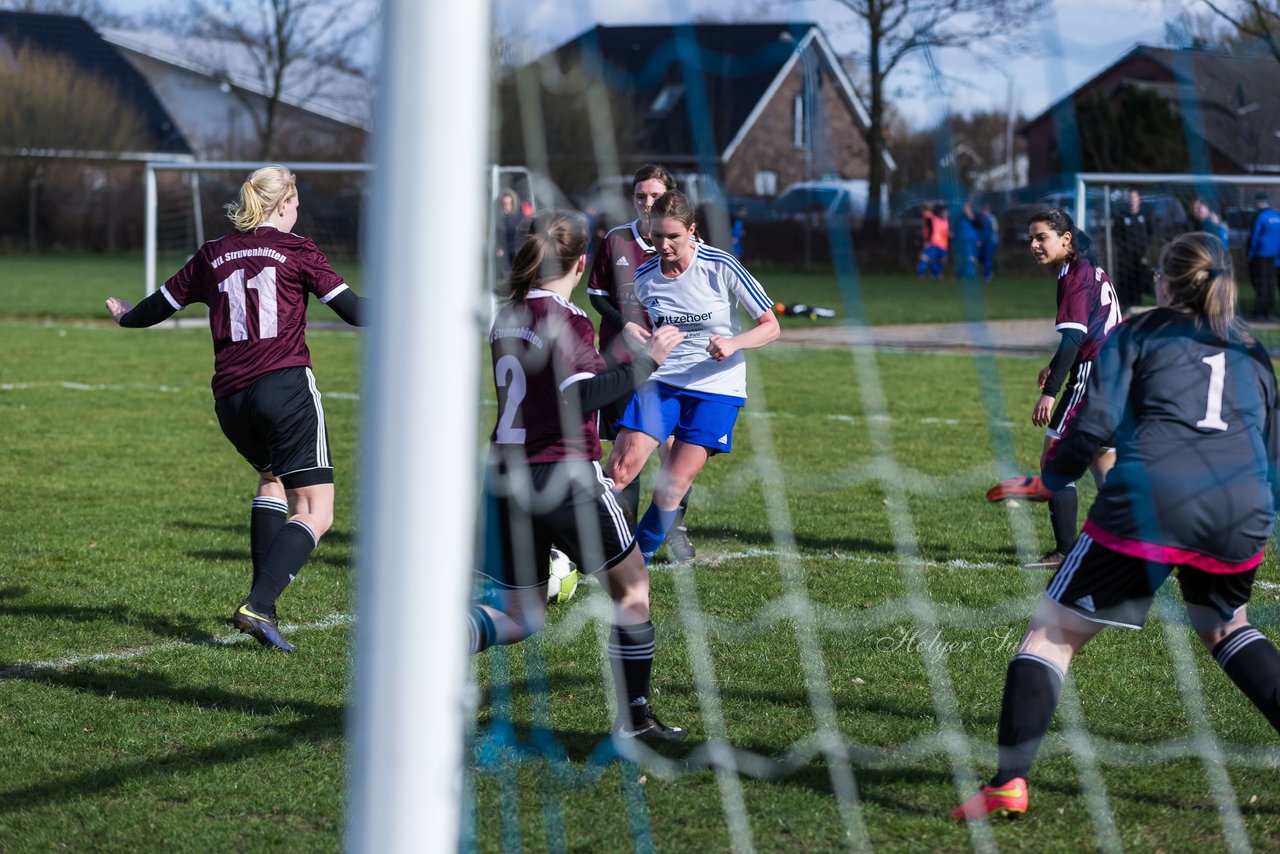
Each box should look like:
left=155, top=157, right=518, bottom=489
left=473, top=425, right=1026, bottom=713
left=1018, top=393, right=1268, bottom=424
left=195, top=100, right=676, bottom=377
left=986, top=476, right=1055, bottom=503
left=106, top=292, right=177, bottom=328
left=326, top=288, right=369, bottom=327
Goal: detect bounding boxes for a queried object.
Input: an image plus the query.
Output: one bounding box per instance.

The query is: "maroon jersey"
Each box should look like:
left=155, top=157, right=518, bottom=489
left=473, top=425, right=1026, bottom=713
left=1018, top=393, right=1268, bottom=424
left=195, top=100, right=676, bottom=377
left=489, top=290, right=605, bottom=464
left=161, top=226, right=347, bottom=398
left=587, top=220, right=655, bottom=366
left=1056, top=257, right=1123, bottom=363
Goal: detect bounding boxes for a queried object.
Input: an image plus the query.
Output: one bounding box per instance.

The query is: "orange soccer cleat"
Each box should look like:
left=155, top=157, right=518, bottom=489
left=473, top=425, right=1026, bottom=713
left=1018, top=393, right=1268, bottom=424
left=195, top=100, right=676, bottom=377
left=950, top=777, right=1029, bottom=820
left=986, top=476, right=1054, bottom=503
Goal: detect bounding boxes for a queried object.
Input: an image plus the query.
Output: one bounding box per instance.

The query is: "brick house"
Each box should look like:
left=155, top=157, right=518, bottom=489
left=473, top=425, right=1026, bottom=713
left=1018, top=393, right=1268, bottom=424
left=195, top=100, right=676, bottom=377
left=1023, top=44, right=1280, bottom=184
left=505, top=22, right=893, bottom=199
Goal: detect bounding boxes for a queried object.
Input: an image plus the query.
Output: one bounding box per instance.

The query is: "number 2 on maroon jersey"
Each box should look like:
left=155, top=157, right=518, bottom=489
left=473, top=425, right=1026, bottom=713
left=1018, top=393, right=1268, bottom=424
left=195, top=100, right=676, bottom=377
left=1097, top=270, right=1123, bottom=334
left=217, top=267, right=279, bottom=342
left=494, top=354, right=527, bottom=444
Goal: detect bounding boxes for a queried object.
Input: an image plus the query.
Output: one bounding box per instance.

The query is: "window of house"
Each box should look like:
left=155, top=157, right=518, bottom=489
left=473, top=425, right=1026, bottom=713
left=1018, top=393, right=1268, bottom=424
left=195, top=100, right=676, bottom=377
left=754, top=170, right=778, bottom=196
left=650, top=84, right=684, bottom=116
left=792, top=94, right=807, bottom=149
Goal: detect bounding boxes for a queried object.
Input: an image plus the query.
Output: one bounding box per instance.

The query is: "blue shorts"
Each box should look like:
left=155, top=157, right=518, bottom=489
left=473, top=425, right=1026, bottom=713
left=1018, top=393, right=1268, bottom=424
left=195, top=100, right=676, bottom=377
left=616, top=381, right=743, bottom=453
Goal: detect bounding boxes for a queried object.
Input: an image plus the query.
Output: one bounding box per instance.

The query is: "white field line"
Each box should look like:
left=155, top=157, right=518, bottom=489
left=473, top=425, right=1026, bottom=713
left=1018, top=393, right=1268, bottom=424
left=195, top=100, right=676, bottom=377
left=0, top=612, right=354, bottom=681
left=0, top=381, right=360, bottom=400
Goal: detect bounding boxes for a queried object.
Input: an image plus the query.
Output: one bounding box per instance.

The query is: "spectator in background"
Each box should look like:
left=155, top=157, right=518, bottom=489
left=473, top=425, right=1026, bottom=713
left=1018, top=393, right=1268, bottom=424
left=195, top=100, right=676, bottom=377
left=496, top=189, right=526, bottom=274
left=917, top=202, right=950, bottom=280
left=731, top=207, right=747, bottom=259
left=1248, top=192, right=1280, bottom=320
left=956, top=202, right=981, bottom=281
left=1113, top=189, right=1152, bottom=310
left=978, top=202, right=999, bottom=282
left=1192, top=198, right=1229, bottom=248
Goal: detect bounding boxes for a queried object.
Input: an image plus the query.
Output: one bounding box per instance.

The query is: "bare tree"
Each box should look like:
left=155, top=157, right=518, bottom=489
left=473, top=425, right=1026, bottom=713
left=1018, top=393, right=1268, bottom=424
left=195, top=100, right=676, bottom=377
left=0, top=43, right=147, bottom=249
left=818, top=0, right=1038, bottom=229
left=1199, top=0, right=1280, bottom=62
left=159, top=0, right=375, bottom=158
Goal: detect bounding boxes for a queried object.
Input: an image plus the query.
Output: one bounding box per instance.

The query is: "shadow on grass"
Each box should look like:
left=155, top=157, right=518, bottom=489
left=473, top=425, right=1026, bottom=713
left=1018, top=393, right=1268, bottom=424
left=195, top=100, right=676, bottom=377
left=187, top=548, right=352, bottom=570
left=0, top=667, right=342, bottom=813
left=173, top=519, right=355, bottom=546
left=0, top=598, right=216, bottom=645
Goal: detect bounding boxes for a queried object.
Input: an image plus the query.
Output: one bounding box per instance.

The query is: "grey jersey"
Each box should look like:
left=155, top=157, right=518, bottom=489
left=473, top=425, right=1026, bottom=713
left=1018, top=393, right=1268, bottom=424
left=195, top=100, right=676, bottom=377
left=1045, top=307, right=1280, bottom=566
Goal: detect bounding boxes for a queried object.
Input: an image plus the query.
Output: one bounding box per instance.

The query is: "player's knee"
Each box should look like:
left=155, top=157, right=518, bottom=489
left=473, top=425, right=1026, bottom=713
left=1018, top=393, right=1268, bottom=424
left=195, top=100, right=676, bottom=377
left=516, top=606, right=547, bottom=639
left=1189, top=604, right=1249, bottom=650
left=293, top=510, right=333, bottom=540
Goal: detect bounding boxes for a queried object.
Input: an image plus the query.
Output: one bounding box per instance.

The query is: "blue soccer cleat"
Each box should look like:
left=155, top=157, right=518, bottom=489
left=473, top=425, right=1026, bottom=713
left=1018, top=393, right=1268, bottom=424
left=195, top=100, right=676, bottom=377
left=232, top=600, right=295, bottom=652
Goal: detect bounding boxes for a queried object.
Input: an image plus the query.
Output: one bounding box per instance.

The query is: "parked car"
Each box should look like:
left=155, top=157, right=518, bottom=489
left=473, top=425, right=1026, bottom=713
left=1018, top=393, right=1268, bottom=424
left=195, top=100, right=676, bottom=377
left=771, top=179, right=889, bottom=227
left=1037, top=188, right=1187, bottom=238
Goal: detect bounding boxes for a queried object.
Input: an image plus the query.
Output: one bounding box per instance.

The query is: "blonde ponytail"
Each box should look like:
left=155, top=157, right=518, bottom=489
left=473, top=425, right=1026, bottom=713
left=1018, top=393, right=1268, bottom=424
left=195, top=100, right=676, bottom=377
left=224, top=165, right=297, bottom=231
left=1157, top=232, right=1246, bottom=342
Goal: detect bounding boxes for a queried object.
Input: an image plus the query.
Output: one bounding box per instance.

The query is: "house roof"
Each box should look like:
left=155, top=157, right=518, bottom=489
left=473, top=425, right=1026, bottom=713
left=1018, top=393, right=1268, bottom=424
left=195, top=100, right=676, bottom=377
left=1024, top=44, right=1280, bottom=173
left=0, top=10, right=191, bottom=155
left=100, top=28, right=372, bottom=130
left=542, top=22, right=885, bottom=168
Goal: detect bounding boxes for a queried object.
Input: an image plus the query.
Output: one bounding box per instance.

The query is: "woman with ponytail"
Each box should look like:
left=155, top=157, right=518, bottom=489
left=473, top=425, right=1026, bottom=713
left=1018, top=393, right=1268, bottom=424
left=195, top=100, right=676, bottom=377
left=471, top=210, right=691, bottom=742
left=965, top=232, right=1280, bottom=820
left=105, top=165, right=369, bottom=651
left=1023, top=208, right=1123, bottom=570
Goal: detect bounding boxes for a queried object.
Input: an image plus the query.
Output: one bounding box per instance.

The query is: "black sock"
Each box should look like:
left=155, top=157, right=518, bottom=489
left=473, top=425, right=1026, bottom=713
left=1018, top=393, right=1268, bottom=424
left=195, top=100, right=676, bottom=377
left=247, top=520, right=317, bottom=614
left=993, top=653, right=1064, bottom=786
left=250, top=496, right=289, bottom=590
left=618, top=479, right=642, bottom=529
left=609, top=621, right=656, bottom=726
left=674, top=485, right=692, bottom=527
left=468, top=607, right=497, bottom=654
left=1213, top=625, right=1280, bottom=733
left=1047, top=485, right=1078, bottom=554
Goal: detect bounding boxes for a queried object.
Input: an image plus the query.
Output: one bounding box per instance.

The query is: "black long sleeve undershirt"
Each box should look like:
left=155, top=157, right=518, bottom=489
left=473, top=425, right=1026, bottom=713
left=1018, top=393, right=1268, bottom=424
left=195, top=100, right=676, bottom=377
left=1042, top=328, right=1083, bottom=398
left=564, top=355, right=658, bottom=413
left=326, top=288, right=369, bottom=326
left=589, top=291, right=627, bottom=330
left=118, top=290, right=178, bottom=327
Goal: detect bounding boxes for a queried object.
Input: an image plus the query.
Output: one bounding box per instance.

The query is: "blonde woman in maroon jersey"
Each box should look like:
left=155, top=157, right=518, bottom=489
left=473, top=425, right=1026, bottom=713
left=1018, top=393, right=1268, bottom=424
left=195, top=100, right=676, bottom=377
left=106, top=165, right=368, bottom=652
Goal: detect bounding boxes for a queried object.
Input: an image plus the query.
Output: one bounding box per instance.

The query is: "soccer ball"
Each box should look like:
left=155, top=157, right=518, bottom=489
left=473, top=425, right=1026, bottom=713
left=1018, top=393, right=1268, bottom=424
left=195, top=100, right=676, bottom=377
left=547, top=548, right=580, bottom=604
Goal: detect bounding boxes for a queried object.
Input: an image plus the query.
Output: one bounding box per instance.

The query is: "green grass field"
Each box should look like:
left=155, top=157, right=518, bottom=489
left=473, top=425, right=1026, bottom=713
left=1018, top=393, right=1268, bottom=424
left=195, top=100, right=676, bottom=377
left=2, top=254, right=1279, bottom=851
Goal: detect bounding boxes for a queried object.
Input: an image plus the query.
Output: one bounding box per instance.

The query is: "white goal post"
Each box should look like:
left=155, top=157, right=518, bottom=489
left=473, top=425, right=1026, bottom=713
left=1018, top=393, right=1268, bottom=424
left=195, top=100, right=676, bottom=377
left=1075, top=172, right=1280, bottom=276
left=141, top=159, right=373, bottom=298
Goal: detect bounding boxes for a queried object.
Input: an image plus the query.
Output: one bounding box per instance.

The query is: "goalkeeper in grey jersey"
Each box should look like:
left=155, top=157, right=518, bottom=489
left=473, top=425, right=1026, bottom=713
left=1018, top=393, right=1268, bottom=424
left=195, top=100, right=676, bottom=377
left=960, top=232, right=1280, bottom=821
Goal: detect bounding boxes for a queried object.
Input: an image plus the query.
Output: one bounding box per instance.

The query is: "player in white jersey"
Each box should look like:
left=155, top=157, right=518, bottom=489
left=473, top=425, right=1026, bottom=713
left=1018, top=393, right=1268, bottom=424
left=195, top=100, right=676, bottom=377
left=587, top=164, right=696, bottom=563
left=605, top=191, right=780, bottom=562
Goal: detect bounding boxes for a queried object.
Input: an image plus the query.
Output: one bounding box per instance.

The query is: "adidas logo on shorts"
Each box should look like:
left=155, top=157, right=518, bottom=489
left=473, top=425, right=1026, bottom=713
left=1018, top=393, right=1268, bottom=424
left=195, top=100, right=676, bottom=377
left=1075, top=595, right=1096, bottom=613
left=718, top=434, right=728, bottom=445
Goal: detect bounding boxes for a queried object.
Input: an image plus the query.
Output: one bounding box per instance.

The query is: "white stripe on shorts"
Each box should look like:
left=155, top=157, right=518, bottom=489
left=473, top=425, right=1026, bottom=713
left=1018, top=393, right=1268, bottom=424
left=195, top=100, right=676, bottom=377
left=304, top=367, right=329, bottom=468
left=1048, top=533, right=1093, bottom=601
left=593, top=462, right=633, bottom=550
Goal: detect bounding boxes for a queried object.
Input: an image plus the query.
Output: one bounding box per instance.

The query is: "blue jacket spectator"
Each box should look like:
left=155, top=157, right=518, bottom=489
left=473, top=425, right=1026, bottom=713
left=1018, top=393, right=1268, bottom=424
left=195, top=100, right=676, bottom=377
left=1249, top=202, right=1280, bottom=260
left=1248, top=193, right=1280, bottom=318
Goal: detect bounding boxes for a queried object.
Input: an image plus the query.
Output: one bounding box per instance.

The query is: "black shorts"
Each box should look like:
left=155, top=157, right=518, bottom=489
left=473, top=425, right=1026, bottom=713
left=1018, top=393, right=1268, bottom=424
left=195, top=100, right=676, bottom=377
left=477, top=457, right=635, bottom=590
left=214, top=366, right=333, bottom=489
left=1047, top=360, right=1092, bottom=440
left=1046, top=532, right=1256, bottom=629
left=597, top=393, right=628, bottom=443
